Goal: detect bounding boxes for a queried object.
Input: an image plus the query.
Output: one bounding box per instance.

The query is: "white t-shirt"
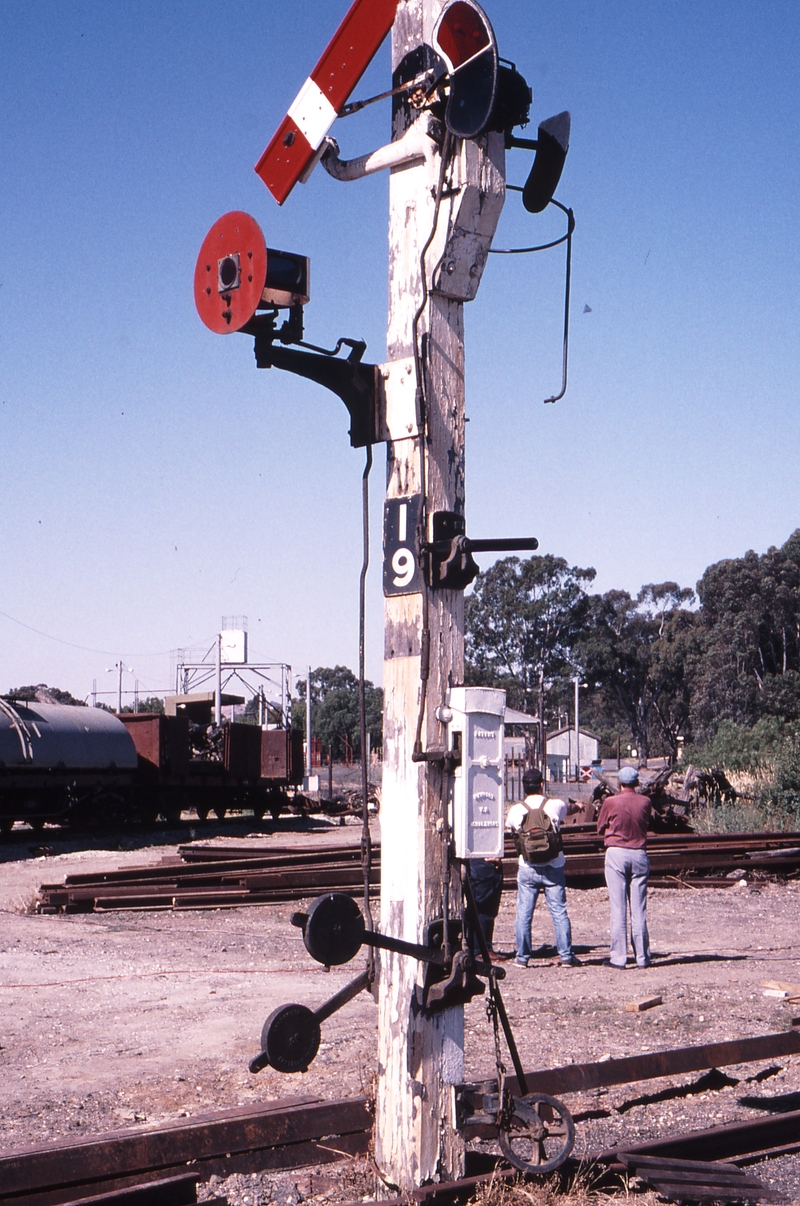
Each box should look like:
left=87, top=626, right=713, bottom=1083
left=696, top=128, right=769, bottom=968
left=507, top=793, right=568, bottom=869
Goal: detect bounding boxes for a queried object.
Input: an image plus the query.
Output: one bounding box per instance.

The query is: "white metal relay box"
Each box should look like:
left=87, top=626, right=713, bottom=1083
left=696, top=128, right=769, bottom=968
left=438, top=686, right=506, bottom=859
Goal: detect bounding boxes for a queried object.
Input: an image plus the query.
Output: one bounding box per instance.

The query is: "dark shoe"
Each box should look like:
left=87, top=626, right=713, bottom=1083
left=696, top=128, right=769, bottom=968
left=489, top=950, right=512, bottom=964
left=560, top=956, right=582, bottom=967
left=637, top=960, right=652, bottom=969
left=602, top=958, right=626, bottom=969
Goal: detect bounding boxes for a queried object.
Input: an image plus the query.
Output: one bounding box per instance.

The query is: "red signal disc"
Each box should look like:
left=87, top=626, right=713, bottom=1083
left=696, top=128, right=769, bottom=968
left=194, top=211, right=267, bottom=334
left=433, top=0, right=492, bottom=72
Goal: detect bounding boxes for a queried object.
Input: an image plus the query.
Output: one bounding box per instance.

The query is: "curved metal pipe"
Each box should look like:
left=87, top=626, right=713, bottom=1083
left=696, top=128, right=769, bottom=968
left=321, top=120, right=441, bottom=182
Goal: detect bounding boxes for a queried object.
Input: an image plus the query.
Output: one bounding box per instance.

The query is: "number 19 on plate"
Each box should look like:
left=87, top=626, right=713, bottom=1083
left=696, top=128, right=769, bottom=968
left=383, top=495, right=422, bottom=597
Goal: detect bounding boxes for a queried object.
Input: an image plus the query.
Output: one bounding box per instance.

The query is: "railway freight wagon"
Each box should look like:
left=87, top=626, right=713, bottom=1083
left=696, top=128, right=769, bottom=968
left=0, top=698, right=304, bottom=831
left=119, top=712, right=304, bottom=822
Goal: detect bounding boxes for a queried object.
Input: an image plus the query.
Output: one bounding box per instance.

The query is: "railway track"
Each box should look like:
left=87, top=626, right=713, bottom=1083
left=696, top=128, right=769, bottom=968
left=36, top=830, right=800, bottom=913
left=0, top=1096, right=371, bottom=1206
left=5, top=1031, right=798, bottom=1206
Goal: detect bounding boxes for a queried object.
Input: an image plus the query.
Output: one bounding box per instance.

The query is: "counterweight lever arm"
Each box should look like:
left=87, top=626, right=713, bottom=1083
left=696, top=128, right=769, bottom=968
left=250, top=968, right=371, bottom=1075
left=291, top=893, right=464, bottom=967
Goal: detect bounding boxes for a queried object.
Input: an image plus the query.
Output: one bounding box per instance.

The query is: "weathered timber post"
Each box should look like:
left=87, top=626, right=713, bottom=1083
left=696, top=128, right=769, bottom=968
left=376, top=0, right=506, bottom=1190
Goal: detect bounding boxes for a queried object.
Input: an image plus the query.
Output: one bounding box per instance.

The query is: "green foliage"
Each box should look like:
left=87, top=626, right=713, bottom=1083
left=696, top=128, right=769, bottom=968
left=692, top=531, right=800, bottom=740
left=461, top=529, right=800, bottom=774
left=691, top=799, right=774, bottom=834
left=576, top=582, right=697, bottom=761
left=6, top=684, right=86, bottom=706
left=683, top=717, right=800, bottom=831
left=756, top=733, right=800, bottom=829
left=121, top=696, right=164, bottom=714
left=682, top=717, right=789, bottom=773
left=293, top=665, right=382, bottom=759
left=465, top=554, right=596, bottom=710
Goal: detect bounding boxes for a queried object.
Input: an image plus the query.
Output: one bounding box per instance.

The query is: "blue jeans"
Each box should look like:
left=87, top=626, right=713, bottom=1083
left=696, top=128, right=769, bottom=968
left=467, top=858, right=504, bottom=952
left=604, top=846, right=651, bottom=967
left=514, top=861, right=574, bottom=963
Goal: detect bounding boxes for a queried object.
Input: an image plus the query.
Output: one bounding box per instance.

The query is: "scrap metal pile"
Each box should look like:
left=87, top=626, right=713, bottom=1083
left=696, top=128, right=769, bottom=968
left=35, top=827, right=800, bottom=914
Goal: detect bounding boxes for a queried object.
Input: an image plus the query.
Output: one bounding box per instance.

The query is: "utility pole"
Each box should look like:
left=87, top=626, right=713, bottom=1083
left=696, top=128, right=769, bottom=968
left=106, top=661, right=132, bottom=713
left=573, top=673, right=580, bottom=782
left=215, top=634, right=222, bottom=726
left=376, top=1, right=505, bottom=1189
left=305, top=666, right=312, bottom=778
left=539, top=675, right=546, bottom=782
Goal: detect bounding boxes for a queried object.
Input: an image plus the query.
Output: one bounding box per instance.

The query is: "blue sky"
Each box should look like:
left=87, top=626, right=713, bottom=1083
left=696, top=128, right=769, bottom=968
left=1, top=1, right=799, bottom=706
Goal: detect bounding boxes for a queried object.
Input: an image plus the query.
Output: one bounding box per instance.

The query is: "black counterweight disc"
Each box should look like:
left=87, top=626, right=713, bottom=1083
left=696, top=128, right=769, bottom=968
left=302, top=892, right=365, bottom=966
left=260, top=1004, right=321, bottom=1074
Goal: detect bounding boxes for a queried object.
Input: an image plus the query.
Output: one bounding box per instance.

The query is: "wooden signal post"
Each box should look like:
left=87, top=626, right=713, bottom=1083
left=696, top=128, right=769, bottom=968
left=376, top=1, right=506, bottom=1189
left=197, top=0, right=517, bottom=1189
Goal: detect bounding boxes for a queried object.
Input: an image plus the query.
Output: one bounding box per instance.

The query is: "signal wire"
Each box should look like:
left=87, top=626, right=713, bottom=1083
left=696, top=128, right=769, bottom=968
left=357, top=441, right=375, bottom=977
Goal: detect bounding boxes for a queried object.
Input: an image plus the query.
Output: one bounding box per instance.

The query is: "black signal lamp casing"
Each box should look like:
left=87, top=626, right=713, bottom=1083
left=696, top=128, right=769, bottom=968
left=490, top=65, right=532, bottom=134
left=195, top=211, right=310, bottom=334
left=445, top=47, right=499, bottom=139
left=263, top=250, right=310, bottom=309
left=522, top=111, right=571, bottom=213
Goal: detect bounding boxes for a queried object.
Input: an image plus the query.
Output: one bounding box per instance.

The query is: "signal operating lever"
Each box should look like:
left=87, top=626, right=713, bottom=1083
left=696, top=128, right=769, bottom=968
left=425, top=511, right=539, bottom=589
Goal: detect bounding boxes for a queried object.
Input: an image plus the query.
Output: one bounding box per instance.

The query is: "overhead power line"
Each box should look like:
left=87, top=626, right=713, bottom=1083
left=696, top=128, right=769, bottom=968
left=0, top=607, right=176, bottom=659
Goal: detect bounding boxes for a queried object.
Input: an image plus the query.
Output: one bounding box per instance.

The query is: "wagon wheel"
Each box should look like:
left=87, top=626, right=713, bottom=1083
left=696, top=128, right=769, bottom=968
left=498, top=1092, right=574, bottom=1175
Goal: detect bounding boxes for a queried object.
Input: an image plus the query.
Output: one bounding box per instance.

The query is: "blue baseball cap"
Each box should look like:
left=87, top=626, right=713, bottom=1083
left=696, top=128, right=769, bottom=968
left=618, top=766, right=639, bottom=786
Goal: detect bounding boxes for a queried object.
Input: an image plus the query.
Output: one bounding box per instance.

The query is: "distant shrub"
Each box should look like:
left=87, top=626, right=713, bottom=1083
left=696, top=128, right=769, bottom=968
left=683, top=719, right=800, bottom=832
left=683, top=717, right=790, bottom=773
left=756, top=733, right=800, bottom=830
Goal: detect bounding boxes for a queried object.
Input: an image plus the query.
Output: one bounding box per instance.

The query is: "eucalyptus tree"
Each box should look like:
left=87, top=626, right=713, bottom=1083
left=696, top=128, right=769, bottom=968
left=465, top=554, right=596, bottom=711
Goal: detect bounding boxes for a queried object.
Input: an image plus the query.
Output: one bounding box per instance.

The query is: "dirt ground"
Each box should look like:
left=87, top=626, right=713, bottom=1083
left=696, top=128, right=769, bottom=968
left=2, top=817, right=800, bottom=1204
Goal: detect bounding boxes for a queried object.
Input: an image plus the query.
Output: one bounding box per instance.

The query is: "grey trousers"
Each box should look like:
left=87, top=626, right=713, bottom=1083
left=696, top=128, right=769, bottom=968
left=604, top=846, right=651, bottom=967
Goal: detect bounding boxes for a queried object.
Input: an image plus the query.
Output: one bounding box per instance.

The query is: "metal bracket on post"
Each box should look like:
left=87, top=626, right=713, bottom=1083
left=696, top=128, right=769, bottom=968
left=244, top=313, right=380, bottom=448
left=423, top=511, right=539, bottom=589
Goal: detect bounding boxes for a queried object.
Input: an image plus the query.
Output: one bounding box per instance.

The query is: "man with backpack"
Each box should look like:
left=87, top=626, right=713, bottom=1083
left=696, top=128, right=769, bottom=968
left=508, top=767, right=582, bottom=968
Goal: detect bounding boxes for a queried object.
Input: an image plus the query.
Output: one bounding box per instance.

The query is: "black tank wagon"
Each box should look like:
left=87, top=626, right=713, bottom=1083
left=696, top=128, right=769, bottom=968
left=0, top=698, right=303, bottom=832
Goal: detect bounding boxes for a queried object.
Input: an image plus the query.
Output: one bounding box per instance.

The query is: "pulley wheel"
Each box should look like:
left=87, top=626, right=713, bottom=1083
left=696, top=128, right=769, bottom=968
left=302, top=893, right=365, bottom=966
left=498, top=1092, right=574, bottom=1175
left=194, top=211, right=267, bottom=334
left=259, top=1003, right=321, bottom=1074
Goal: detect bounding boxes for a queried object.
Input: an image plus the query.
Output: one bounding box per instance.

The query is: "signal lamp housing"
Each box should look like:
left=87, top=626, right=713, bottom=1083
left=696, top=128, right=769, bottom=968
left=194, top=211, right=310, bottom=334
left=432, top=0, right=498, bottom=140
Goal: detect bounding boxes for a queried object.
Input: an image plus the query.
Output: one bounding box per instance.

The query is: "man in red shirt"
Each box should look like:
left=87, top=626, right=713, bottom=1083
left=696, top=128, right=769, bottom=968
left=596, top=766, right=652, bottom=968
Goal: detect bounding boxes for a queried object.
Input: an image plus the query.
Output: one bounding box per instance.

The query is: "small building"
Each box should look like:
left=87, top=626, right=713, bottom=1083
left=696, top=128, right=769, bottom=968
left=546, top=727, right=600, bottom=783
